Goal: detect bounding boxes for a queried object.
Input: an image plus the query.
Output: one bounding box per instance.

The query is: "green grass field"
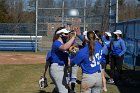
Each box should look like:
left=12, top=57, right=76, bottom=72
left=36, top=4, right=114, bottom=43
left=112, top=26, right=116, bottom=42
left=0, top=63, right=140, bottom=93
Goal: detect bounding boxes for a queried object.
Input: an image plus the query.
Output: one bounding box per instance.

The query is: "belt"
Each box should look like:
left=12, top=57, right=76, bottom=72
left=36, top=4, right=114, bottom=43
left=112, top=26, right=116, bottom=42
left=97, top=70, right=101, bottom=73
left=51, top=62, right=64, bottom=66
left=95, top=70, right=101, bottom=73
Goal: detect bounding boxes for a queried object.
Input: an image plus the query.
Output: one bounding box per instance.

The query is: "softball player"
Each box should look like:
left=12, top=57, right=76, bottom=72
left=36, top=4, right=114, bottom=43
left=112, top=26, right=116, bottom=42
left=50, top=27, right=76, bottom=93
left=67, top=30, right=80, bottom=93
left=108, top=30, right=126, bottom=84
left=101, top=32, right=112, bottom=69
left=68, top=45, right=79, bottom=93
left=101, top=45, right=108, bottom=92
left=94, top=30, right=109, bottom=92
left=43, top=50, right=51, bottom=77
left=70, top=31, right=103, bottom=93
left=70, top=64, right=79, bottom=92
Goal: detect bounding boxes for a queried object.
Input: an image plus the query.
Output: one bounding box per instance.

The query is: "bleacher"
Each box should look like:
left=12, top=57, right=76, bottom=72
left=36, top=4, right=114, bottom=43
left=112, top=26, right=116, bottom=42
left=0, top=35, right=42, bottom=51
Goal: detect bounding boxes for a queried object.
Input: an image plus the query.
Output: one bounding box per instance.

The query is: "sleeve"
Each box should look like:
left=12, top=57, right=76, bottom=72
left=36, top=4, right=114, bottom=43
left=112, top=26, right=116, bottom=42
left=46, top=50, right=52, bottom=63
left=119, top=40, right=126, bottom=56
left=54, top=40, right=63, bottom=50
left=70, top=50, right=85, bottom=65
left=100, top=53, right=106, bottom=64
left=98, top=47, right=105, bottom=64
left=102, top=45, right=108, bottom=55
left=109, top=39, right=114, bottom=55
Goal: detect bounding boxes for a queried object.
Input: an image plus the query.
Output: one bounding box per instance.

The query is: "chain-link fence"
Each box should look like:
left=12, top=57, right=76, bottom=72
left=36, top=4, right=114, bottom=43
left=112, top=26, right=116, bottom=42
left=0, top=0, right=110, bottom=52
left=115, top=19, right=140, bottom=70
left=0, top=23, right=35, bottom=35
left=37, top=0, right=110, bottom=51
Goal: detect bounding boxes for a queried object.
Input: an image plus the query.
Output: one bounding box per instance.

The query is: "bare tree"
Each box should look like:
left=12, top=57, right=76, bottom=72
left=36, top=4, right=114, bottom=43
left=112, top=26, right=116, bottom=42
left=118, top=1, right=140, bottom=21
left=4, top=0, right=35, bottom=23
left=101, top=0, right=110, bottom=32
left=6, top=0, right=24, bottom=23
left=0, top=0, right=13, bottom=23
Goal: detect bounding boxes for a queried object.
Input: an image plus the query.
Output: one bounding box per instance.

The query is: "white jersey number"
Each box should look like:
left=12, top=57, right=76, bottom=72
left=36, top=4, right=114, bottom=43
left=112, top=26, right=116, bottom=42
left=89, top=52, right=102, bottom=68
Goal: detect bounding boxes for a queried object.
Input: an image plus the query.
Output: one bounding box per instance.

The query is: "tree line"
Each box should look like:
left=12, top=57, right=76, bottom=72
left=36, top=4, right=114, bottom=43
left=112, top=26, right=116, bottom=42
left=0, top=0, right=35, bottom=23
left=118, top=0, right=140, bottom=21
left=0, top=0, right=140, bottom=23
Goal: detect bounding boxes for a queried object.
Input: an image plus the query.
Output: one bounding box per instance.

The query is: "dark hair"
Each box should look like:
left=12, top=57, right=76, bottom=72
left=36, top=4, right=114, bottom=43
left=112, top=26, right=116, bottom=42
left=94, top=30, right=104, bottom=47
left=118, top=34, right=122, bottom=38
left=94, top=30, right=102, bottom=39
left=53, top=27, right=65, bottom=42
left=113, top=34, right=122, bottom=40
left=87, top=31, right=96, bottom=61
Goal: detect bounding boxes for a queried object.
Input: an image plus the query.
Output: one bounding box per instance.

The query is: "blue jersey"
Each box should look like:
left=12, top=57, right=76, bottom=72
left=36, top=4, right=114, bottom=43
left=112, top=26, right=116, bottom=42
left=51, top=40, right=69, bottom=65
left=46, top=50, right=52, bottom=62
left=101, top=45, right=108, bottom=64
left=102, top=36, right=111, bottom=48
left=102, top=44, right=108, bottom=56
left=112, top=38, right=126, bottom=56
left=70, top=42, right=103, bottom=74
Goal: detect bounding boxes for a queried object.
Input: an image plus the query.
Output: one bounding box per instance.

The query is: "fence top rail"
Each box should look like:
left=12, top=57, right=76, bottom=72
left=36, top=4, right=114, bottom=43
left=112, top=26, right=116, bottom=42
left=119, top=19, right=140, bottom=24
left=0, top=35, right=42, bottom=40
left=0, top=35, right=42, bottom=38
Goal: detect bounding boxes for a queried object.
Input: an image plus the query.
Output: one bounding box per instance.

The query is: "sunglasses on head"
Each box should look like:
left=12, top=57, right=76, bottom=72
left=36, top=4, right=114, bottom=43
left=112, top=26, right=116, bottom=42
left=64, top=33, right=68, bottom=35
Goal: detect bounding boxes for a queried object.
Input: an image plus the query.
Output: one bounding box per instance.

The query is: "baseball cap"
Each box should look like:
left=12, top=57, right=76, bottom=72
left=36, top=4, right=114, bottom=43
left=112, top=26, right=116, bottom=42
left=83, top=31, right=88, bottom=36
left=56, top=29, right=70, bottom=35
left=113, top=30, right=122, bottom=34
left=83, top=31, right=98, bottom=40
left=105, top=32, right=112, bottom=36
left=83, top=31, right=88, bottom=40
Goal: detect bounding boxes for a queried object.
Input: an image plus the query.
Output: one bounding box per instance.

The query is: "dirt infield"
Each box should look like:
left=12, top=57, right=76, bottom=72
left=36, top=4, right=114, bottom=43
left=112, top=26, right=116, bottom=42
left=0, top=52, right=46, bottom=64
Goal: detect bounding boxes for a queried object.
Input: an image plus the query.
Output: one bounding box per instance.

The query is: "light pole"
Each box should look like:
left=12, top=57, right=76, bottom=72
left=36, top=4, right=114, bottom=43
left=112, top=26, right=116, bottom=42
left=84, top=0, right=86, bottom=31
left=116, top=0, right=118, bottom=23
left=35, top=0, right=38, bottom=52
left=62, top=0, right=64, bottom=26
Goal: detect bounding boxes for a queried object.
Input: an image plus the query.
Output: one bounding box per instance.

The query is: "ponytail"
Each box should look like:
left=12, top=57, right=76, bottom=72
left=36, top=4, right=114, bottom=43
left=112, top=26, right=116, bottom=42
left=87, top=31, right=96, bottom=61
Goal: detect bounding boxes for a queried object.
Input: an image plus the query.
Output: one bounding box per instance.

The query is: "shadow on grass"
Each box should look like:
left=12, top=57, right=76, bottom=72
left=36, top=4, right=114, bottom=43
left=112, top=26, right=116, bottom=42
left=38, top=90, right=50, bottom=93
left=106, top=68, right=140, bottom=93
left=38, top=88, right=59, bottom=93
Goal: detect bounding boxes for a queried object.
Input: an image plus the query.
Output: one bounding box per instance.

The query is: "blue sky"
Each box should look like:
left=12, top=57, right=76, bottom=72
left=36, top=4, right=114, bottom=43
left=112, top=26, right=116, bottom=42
left=23, top=0, right=35, bottom=11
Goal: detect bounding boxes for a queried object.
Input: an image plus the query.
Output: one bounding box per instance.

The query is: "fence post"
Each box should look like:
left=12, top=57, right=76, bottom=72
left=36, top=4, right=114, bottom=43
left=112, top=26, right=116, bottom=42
left=133, top=21, right=136, bottom=71
left=35, top=0, right=38, bottom=53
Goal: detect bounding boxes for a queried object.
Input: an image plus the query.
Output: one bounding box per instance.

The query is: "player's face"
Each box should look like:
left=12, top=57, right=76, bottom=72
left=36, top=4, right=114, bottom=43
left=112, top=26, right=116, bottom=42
left=61, top=33, right=69, bottom=43
left=62, top=33, right=69, bottom=37
left=106, top=36, right=109, bottom=40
